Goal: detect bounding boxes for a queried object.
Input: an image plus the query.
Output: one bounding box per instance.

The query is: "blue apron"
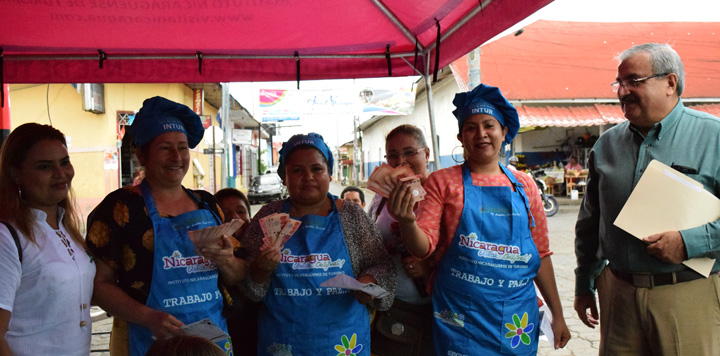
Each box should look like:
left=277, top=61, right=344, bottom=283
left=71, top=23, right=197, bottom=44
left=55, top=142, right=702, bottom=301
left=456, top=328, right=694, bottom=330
left=128, top=182, right=232, bottom=356
left=433, top=164, right=541, bottom=355
left=258, top=194, right=370, bottom=356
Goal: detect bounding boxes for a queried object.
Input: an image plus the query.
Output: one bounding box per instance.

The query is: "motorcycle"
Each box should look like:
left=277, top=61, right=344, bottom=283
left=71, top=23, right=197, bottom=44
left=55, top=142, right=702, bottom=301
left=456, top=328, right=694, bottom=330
left=529, top=169, right=559, bottom=217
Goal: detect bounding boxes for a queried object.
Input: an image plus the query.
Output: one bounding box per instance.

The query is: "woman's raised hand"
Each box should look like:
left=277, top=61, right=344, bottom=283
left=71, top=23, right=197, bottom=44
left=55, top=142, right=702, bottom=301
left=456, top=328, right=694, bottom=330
left=387, top=177, right=416, bottom=224
left=256, top=243, right=281, bottom=271
left=249, top=243, right=281, bottom=283
left=202, top=235, right=248, bottom=285
left=200, top=235, right=235, bottom=268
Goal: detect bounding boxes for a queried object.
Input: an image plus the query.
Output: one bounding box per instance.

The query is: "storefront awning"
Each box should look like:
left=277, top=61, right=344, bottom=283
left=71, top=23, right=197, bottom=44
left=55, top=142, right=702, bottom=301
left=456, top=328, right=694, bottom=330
left=517, top=103, right=720, bottom=128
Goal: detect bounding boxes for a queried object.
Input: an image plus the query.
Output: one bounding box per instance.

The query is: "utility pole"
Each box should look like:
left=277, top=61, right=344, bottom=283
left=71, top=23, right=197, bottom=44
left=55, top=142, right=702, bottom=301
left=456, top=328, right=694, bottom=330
left=425, top=53, right=440, bottom=172
left=352, top=115, right=359, bottom=185
left=221, top=83, right=231, bottom=189
left=468, top=47, right=481, bottom=89
left=257, top=124, right=262, bottom=174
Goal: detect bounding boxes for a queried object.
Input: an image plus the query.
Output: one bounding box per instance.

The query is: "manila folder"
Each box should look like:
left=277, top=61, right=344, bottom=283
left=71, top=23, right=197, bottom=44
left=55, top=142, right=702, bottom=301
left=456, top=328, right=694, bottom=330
left=614, top=160, right=718, bottom=276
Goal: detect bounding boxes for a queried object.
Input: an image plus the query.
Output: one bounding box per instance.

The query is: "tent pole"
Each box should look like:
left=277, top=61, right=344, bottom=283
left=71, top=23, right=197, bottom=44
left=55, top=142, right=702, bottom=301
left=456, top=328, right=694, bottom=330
left=370, top=0, right=426, bottom=53
left=221, top=83, right=230, bottom=189
left=424, top=0, right=496, bottom=54
left=424, top=51, right=441, bottom=172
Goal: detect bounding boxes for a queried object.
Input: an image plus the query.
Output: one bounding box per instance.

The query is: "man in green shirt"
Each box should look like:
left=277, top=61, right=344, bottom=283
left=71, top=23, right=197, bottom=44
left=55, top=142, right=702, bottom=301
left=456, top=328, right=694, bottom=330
left=574, top=43, right=720, bottom=355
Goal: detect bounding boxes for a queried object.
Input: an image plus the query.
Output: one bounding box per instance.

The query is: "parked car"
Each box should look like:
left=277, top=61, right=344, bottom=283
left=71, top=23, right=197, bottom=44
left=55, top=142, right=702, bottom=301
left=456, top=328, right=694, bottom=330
left=265, top=166, right=278, bottom=175
left=248, top=174, right=287, bottom=204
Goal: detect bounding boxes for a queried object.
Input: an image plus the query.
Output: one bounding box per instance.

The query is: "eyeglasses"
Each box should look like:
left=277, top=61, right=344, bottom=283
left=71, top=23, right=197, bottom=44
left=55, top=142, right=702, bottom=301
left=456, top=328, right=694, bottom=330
left=611, top=73, right=670, bottom=92
left=384, top=148, right=424, bottom=161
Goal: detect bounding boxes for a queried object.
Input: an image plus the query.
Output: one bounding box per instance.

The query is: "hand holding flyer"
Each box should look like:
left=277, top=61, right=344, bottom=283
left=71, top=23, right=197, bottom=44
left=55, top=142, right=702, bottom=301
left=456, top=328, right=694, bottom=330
left=260, top=213, right=302, bottom=249
left=366, top=164, right=394, bottom=197
left=320, top=273, right=390, bottom=299
left=181, top=318, right=229, bottom=343
left=367, top=163, right=426, bottom=201
left=187, top=219, right=244, bottom=253
left=399, top=175, right=426, bottom=201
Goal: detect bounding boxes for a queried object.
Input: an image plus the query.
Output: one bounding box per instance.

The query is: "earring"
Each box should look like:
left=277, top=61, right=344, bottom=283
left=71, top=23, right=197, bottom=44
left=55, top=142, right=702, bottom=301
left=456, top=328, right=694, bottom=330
left=500, top=143, right=511, bottom=157
left=451, top=146, right=465, bottom=164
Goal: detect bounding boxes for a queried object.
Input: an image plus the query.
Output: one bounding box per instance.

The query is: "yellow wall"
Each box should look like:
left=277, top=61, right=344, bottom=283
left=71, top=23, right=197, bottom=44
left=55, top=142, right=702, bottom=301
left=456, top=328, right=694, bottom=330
left=8, top=83, right=226, bottom=222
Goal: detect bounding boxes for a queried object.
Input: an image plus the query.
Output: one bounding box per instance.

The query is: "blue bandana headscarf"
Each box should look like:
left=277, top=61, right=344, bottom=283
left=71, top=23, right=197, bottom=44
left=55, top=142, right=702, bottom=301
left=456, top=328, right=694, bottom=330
left=278, top=133, right=334, bottom=178
left=129, top=96, right=205, bottom=149
left=452, top=84, right=520, bottom=144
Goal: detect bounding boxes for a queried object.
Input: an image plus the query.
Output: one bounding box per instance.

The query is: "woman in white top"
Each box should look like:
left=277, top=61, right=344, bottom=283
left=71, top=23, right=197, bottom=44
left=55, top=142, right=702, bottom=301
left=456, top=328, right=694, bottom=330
left=368, top=124, right=435, bottom=356
left=0, top=123, right=96, bottom=356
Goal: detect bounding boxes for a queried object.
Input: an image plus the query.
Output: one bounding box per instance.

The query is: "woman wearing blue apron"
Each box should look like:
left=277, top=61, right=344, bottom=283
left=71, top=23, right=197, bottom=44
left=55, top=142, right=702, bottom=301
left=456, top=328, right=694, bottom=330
left=239, top=133, right=396, bottom=355
left=87, top=97, right=246, bottom=355
left=387, top=85, right=571, bottom=355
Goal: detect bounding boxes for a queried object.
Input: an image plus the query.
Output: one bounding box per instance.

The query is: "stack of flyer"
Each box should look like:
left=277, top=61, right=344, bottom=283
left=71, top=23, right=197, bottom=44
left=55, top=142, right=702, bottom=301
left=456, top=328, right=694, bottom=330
left=259, top=213, right=302, bottom=249
left=187, top=219, right=244, bottom=253
left=367, top=163, right=426, bottom=201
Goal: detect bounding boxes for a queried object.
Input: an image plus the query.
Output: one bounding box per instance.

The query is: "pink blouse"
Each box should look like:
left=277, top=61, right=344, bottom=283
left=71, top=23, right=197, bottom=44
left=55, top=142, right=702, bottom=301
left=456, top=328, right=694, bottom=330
left=416, top=165, right=552, bottom=264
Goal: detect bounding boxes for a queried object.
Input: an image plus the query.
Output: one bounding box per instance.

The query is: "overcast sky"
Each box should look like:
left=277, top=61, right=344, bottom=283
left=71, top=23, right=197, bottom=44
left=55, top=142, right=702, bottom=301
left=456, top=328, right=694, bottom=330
left=230, top=0, right=718, bottom=147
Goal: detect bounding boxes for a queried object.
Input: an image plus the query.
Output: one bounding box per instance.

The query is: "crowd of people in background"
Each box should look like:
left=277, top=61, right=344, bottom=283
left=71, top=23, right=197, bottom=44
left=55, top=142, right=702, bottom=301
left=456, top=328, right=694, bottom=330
left=1, top=42, right=719, bottom=356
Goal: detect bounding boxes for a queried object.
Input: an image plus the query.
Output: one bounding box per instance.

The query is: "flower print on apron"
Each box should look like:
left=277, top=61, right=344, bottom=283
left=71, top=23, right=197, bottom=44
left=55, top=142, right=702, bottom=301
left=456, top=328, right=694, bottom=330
left=433, top=163, right=541, bottom=355
left=258, top=194, right=370, bottom=356
left=127, top=182, right=232, bottom=356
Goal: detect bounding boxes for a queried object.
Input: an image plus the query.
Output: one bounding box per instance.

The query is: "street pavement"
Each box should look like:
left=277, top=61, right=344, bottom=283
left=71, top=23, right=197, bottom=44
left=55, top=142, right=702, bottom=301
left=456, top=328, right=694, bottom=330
left=536, top=203, right=600, bottom=355
left=90, top=308, right=111, bottom=355
left=92, top=183, right=600, bottom=355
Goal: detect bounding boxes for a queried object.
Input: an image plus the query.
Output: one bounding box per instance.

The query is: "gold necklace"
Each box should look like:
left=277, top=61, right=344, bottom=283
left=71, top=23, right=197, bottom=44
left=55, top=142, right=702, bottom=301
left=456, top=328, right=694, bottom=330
left=55, top=230, right=76, bottom=260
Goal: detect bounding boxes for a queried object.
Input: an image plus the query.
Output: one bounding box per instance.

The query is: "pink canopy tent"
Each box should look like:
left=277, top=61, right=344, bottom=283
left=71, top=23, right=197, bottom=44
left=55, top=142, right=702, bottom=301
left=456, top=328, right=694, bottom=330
left=1, top=0, right=552, bottom=84
left=1, top=0, right=552, bottom=169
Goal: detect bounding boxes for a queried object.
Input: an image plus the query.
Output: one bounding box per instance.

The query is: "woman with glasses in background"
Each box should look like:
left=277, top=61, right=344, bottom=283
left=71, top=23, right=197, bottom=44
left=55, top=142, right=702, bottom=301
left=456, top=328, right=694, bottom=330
left=368, top=124, right=435, bottom=356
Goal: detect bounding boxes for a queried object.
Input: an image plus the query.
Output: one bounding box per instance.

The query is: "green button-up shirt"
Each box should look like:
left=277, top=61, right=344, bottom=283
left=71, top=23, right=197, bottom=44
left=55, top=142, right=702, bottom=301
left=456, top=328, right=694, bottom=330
left=575, top=99, right=720, bottom=295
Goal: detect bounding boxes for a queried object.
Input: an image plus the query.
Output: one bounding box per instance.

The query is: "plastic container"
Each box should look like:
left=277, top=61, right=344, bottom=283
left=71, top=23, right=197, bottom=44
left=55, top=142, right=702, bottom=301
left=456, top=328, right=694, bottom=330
left=571, top=190, right=579, bottom=200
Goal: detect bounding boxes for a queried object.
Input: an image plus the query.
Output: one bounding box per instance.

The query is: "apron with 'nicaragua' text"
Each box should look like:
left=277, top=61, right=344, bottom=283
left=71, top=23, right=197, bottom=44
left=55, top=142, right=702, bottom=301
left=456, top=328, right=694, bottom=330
left=433, top=163, right=541, bottom=355
left=258, top=194, right=370, bottom=356
left=127, top=182, right=231, bottom=356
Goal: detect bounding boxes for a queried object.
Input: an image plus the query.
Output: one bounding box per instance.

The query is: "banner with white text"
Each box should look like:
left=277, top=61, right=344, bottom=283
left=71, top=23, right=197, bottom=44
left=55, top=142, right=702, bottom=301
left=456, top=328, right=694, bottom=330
left=258, top=77, right=417, bottom=122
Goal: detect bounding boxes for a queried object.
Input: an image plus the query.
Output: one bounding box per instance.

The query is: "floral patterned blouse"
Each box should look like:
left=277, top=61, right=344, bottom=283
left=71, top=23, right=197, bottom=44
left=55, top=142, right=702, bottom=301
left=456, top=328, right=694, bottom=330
left=85, top=185, right=225, bottom=304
